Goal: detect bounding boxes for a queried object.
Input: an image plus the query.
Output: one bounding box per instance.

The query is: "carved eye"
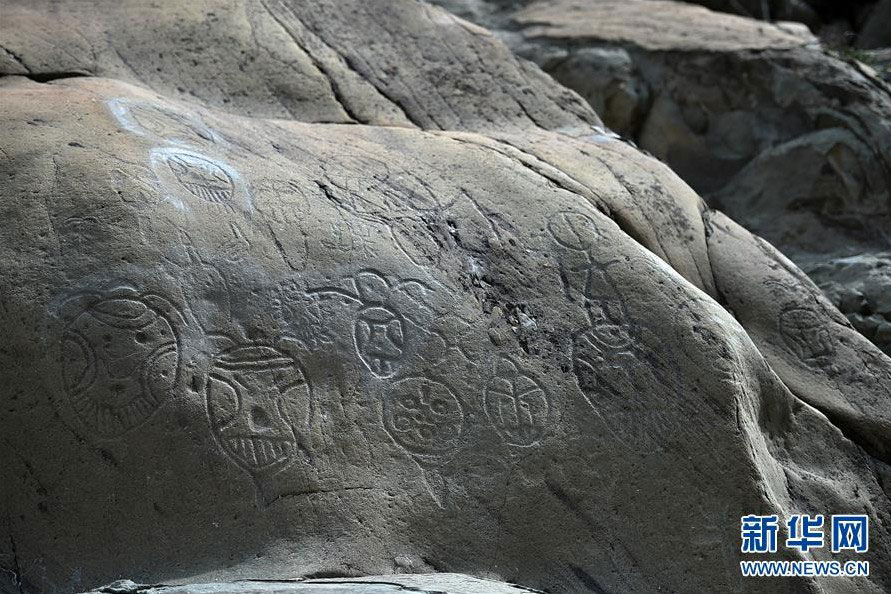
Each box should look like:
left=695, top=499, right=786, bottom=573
left=206, top=375, right=239, bottom=427
left=356, top=271, right=391, bottom=303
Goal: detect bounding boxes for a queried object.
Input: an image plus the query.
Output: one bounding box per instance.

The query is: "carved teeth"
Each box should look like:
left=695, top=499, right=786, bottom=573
left=225, top=436, right=295, bottom=469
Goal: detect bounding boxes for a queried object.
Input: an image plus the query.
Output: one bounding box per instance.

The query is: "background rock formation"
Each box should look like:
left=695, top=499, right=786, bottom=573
left=432, top=0, right=891, bottom=355
left=1, top=1, right=890, bottom=593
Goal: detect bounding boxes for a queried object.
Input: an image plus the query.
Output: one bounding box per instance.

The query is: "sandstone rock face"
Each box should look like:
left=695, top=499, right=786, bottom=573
left=433, top=0, right=891, bottom=354
left=0, top=0, right=598, bottom=132
left=1, top=2, right=890, bottom=594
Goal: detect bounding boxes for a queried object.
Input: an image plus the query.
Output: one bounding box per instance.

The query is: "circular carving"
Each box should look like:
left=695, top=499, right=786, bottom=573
left=165, top=152, right=234, bottom=204
left=547, top=211, right=601, bottom=251
left=383, top=377, right=463, bottom=456
left=61, top=293, right=180, bottom=438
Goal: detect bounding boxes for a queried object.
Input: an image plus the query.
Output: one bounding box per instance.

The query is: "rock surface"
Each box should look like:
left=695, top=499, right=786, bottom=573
left=678, top=0, right=879, bottom=45
left=80, top=576, right=541, bottom=594
left=857, top=0, right=891, bottom=49
left=1, top=2, right=890, bottom=594
left=432, top=0, right=891, bottom=354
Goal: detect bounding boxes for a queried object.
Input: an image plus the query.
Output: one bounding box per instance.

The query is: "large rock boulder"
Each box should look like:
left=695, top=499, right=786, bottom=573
left=1, top=1, right=890, bottom=593
left=431, top=0, right=891, bottom=354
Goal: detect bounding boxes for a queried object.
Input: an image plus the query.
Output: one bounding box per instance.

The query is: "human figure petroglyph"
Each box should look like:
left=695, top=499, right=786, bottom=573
left=59, top=288, right=182, bottom=439
left=547, top=211, right=718, bottom=455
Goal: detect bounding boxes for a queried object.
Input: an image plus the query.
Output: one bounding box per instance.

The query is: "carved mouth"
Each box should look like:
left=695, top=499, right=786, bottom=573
left=223, top=435, right=295, bottom=469
left=181, top=182, right=232, bottom=203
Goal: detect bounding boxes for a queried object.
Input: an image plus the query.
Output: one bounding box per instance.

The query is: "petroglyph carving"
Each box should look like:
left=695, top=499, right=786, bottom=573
left=206, top=344, right=311, bottom=474
left=108, top=98, right=217, bottom=145
left=484, top=357, right=551, bottom=447
left=547, top=211, right=617, bottom=306
left=323, top=154, right=456, bottom=218
left=150, top=148, right=246, bottom=211
left=383, top=377, right=464, bottom=457
left=779, top=305, right=835, bottom=363
left=547, top=211, right=601, bottom=252
left=547, top=211, right=690, bottom=452
left=166, top=153, right=233, bottom=203
left=319, top=219, right=377, bottom=259
left=271, top=281, right=338, bottom=351
left=60, top=289, right=181, bottom=438
left=307, top=270, right=436, bottom=378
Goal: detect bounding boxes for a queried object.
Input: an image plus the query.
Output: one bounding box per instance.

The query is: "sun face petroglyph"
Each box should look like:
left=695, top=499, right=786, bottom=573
left=60, top=290, right=181, bottom=438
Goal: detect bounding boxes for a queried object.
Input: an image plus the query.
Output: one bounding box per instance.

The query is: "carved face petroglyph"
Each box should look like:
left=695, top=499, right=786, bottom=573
left=355, top=304, right=405, bottom=378
left=166, top=153, right=235, bottom=204
left=308, top=270, right=432, bottom=379
left=61, top=293, right=180, bottom=438
left=484, top=357, right=550, bottom=447
left=206, top=345, right=310, bottom=473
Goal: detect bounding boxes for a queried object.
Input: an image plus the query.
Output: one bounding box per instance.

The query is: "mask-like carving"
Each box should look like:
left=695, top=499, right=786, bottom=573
left=206, top=345, right=310, bottom=473
left=61, top=291, right=180, bottom=438
left=484, top=357, right=551, bottom=447
left=166, top=153, right=234, bottom=204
